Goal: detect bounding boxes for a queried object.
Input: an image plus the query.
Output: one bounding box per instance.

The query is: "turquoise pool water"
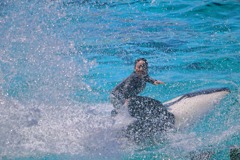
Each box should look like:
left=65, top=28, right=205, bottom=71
left=0, top=0, right=239, bottom=159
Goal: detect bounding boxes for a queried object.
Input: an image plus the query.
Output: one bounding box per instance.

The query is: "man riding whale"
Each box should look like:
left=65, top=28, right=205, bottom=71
left=110, top=58, right=230, bottom=142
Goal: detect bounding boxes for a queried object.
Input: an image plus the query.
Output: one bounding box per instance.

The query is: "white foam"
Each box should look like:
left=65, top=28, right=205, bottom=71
left=113, top=105, right=137, bottom=129
left=0, top=97, right=130, bottom=158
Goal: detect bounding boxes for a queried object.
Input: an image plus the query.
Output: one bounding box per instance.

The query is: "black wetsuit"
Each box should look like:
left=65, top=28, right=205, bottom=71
left=110, top=72, right=156, bottom=114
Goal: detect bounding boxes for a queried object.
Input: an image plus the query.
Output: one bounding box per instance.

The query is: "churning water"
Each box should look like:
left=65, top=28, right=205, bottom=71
left=0, top=0, right=239, bottom=159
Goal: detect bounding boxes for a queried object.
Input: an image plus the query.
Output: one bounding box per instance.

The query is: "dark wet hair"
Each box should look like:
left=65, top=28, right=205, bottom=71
left=134, top=58, right=148, bottom=69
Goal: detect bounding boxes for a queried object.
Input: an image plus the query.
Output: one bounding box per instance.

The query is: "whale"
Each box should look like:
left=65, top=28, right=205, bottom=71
left=116, top=87, right=231, bottom=141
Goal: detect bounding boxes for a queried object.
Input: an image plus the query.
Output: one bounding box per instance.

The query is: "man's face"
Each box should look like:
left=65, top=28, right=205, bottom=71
left=135, top=60, right=148, bottom=76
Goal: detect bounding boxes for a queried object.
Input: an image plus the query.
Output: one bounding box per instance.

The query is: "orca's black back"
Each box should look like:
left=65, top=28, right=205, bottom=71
left=128, top=96, right=172, bottom=120
left=125, top=96, right=175, bottom=143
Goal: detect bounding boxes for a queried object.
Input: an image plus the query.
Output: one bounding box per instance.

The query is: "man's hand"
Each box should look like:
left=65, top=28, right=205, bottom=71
left=154, top=80, right=165, bottom=85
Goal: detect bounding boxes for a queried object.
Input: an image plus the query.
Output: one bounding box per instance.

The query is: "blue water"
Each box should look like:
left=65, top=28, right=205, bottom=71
left=0, top=0, right=239, bottom=159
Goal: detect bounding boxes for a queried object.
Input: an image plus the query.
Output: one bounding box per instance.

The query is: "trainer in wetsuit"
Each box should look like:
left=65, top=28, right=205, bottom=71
left=110, top=58, right=164, bottom=116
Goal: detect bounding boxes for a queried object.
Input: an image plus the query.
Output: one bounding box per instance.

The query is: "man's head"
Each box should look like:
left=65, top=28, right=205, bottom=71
left=134, top=58, right=148, bottom=76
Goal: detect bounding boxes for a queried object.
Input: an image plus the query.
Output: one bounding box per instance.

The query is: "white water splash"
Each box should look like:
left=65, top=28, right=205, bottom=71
left=0, top=95, right=132, bottom=158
